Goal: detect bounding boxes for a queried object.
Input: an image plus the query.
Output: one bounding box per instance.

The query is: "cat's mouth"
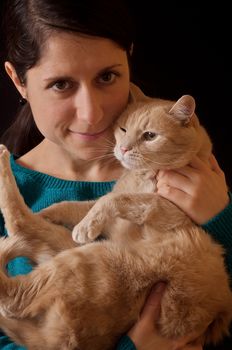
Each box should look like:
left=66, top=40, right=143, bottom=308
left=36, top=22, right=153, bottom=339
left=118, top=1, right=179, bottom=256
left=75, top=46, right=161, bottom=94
left=114, top=147, right=145, bottom=170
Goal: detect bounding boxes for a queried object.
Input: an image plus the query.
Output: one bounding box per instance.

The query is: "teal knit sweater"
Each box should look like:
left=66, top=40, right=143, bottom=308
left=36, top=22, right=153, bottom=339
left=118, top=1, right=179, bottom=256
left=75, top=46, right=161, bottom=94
left=0, top=155, right=232, bottom=350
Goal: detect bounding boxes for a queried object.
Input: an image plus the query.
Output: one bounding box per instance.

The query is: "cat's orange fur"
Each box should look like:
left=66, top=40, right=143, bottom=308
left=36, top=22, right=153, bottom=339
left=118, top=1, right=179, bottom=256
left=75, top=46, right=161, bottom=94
left=0, top=95, right=231, bottom=350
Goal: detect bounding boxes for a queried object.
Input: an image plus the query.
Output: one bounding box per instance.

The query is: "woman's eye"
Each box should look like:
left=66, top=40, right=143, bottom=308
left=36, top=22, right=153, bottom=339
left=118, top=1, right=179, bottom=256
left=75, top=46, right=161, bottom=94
left=98, top=71, right=118, bottom=84
left=143, top=131, right=157, bottom=141
left=52, top=80, right=73, bottom=91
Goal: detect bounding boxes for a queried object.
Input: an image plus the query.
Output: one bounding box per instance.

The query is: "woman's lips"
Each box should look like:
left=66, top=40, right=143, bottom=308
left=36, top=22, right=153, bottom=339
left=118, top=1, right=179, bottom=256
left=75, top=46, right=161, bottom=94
left=69, top=127, right=108, bottom=140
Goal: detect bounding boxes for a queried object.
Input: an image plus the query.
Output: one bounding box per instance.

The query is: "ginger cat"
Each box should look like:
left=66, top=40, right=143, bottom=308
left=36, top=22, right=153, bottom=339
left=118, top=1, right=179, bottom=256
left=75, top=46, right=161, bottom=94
left=0, top=95, right=231, bottom=350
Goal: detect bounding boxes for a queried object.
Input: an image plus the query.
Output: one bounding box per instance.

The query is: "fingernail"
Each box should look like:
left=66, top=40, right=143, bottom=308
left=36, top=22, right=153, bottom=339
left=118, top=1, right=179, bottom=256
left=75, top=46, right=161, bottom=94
left=152, top=282, right=166, bottom=294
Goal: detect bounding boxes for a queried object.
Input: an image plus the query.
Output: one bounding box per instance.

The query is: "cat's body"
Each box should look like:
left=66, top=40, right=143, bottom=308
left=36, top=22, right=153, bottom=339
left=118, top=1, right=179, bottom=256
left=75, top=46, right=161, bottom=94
left=0, top=95, right=231, bottom=350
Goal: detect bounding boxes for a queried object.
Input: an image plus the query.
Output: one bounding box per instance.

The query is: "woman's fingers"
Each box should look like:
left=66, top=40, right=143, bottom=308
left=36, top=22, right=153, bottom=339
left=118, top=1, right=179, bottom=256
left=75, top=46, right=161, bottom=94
left=209, top=154, right=225, bottom=175
left=156, top=154, right=229, bottom=224
left=139, top=282, right=166, bottom=322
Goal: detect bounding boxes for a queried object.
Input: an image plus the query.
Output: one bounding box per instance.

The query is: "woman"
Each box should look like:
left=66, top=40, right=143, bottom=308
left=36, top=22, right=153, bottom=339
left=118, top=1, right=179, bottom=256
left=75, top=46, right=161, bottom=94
left=1, top=1, right=231, bottom=349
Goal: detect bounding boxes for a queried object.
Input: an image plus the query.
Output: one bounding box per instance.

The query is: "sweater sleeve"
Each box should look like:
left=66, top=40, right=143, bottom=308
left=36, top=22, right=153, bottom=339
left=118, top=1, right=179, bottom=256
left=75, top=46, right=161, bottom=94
left=202, top=192, right=232, bottom=277
left=0, top=329, right=136, bottom=350
left=116, top=335, right=136, bottom=350
left=0, top=332, right=26, bottom=350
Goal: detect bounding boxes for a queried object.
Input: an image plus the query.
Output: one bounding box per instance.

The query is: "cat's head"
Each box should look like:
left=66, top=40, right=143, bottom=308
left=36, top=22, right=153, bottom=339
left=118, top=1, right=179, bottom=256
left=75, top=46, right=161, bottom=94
left=113, top=95, right=212, bottom=171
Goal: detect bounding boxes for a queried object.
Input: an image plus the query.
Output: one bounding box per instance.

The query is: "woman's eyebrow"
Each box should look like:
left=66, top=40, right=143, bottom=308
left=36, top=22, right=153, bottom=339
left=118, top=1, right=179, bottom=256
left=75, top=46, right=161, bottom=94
left=43, top=75, right=74, bottom=82
left=43, top=64, right=124, bottom=82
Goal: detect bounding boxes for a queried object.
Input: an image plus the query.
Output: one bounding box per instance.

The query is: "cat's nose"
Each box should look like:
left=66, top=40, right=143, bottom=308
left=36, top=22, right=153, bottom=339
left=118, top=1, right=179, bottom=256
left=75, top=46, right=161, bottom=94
left=120, top=146, right=128, bottom=155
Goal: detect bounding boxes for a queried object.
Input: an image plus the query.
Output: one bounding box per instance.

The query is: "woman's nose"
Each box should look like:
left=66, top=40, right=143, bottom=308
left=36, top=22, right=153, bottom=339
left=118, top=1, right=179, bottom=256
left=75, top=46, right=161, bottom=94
left=75, top=86, right=103, bottom=125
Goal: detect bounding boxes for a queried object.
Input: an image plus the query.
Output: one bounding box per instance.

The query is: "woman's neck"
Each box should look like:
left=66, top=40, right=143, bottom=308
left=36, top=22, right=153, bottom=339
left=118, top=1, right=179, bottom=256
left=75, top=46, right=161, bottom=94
left=16, top=140, right=123, bottom=182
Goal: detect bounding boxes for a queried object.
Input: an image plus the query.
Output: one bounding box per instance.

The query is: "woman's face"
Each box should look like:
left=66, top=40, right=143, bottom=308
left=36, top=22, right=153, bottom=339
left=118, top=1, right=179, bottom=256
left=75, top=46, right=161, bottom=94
left=22, top=33, right=130, bottom=159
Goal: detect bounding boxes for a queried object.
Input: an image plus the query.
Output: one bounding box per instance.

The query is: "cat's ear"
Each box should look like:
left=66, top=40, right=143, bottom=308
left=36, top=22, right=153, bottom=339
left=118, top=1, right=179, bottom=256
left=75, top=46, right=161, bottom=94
left=168, top=95, right=196, bottom=125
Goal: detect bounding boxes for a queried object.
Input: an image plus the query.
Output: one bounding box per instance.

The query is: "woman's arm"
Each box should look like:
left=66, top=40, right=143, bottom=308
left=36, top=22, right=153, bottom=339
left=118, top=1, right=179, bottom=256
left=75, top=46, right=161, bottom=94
left=156, top=154, right=229, bottom=225
left=117, top=283, right=205, bottom=350
left=156, top=154, right=232, bottom=276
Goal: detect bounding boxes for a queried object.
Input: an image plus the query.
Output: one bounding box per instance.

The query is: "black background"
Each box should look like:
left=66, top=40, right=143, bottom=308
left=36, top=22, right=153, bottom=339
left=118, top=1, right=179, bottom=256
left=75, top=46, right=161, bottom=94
left=0, top=1, right=231, bottom=187
left=0, top=2, right=231, bottom=349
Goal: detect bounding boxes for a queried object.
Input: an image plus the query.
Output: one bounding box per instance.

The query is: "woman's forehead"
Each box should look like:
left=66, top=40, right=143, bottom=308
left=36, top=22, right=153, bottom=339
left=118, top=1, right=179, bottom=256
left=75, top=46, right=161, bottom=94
left=36, top=32, right=128, bottom=70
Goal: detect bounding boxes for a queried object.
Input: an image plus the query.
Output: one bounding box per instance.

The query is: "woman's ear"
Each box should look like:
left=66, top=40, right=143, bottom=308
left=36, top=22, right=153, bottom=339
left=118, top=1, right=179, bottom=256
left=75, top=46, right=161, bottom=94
left=4, top=61, right=27, bottom=98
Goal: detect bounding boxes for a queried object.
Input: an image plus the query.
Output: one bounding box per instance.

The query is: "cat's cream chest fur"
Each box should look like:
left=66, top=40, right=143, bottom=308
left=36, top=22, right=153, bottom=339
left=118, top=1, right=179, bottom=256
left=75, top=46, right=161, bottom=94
left=113, top=169, right=157, bottom=193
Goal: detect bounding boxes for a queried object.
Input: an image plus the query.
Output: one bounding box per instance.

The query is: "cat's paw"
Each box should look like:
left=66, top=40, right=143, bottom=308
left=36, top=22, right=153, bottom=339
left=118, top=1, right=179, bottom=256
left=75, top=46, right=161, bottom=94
left=0, top=145, right=11, bottom=181
left=0, top=145, right=10, bottom=167
left=72, top=219, right=102, bottom=244
left=0, top=144, right=8, bottom=154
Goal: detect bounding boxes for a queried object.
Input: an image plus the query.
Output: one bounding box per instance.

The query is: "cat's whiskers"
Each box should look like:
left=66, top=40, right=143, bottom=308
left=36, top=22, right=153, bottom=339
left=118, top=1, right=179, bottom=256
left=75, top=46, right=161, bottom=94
left=83, top=135, right=115, bottom=156
left=79, top=134, right=121, bottom=167
left=145, top=148, right=197, bottom=153
left=141, top=155, right=175, bottom=169
left=83, top=153, right=117, bottom=165
left=142, top=149, right=199, bottom=169
left=140, top=157, right=158, bottom=177
left=100, top=135, right=116, bottom=147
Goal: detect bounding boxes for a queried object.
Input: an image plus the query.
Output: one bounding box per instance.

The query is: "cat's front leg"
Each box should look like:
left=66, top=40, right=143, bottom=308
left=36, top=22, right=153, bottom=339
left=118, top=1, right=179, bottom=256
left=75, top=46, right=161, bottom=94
left=72, top=195, right=112, bottom=243
left=72, top=192, right=156, bottom=244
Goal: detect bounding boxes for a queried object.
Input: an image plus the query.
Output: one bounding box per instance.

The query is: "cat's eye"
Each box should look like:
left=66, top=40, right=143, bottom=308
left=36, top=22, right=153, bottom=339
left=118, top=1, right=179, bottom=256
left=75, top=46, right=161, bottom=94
left=120, top=127, right=126, bottom=133
left=143, top=131, right=157, bottom=141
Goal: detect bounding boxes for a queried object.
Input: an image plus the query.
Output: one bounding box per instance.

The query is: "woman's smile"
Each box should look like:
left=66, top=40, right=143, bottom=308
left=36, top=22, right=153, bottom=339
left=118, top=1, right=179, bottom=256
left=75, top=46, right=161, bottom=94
left=68, top=127, right=109, bottom=141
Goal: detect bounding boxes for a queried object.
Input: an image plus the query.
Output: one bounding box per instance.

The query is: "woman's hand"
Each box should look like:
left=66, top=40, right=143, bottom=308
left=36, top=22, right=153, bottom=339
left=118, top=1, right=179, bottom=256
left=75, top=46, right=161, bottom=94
left=156, top=154, right=230, bottom=225
left=128, top=283, right=205, bottom=350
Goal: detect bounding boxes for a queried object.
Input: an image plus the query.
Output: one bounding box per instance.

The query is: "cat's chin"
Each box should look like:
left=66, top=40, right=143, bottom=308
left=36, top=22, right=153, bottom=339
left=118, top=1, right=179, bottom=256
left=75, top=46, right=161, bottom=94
left=120, top=161, right=142, bottom=170
left=120, top=161, right=132, bottom=169
left=114, top=153, right=134, bottom=170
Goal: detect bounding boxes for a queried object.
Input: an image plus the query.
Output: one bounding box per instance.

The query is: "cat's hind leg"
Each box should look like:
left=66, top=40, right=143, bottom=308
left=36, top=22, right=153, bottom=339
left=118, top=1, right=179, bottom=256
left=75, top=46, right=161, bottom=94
left=0, top=144, right=29, bottom=234
left=0, top=145, right=76, bottom=258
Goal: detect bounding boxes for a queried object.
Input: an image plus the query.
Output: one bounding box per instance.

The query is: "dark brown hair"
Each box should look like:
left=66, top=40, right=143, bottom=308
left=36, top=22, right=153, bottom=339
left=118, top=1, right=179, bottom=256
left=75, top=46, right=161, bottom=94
left=1, top=0, right=134, bottom=156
